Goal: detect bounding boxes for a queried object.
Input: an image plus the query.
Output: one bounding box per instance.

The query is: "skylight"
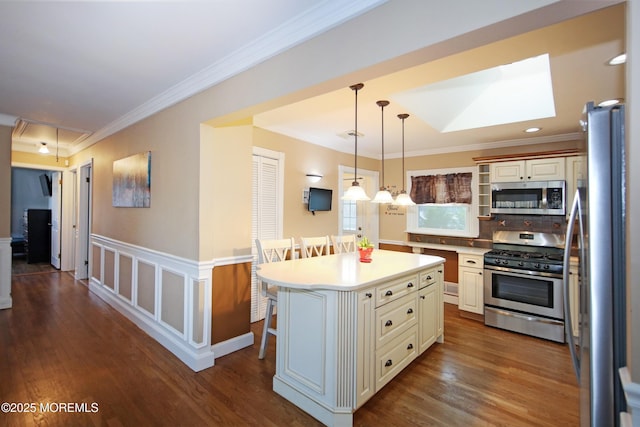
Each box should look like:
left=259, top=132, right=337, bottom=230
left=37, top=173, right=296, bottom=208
left=391, top=54, right=556, bottom=133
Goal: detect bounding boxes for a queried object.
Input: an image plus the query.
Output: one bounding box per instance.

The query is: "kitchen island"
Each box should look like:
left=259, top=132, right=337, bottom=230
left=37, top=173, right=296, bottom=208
left=256, top=249, right=445, bottom=426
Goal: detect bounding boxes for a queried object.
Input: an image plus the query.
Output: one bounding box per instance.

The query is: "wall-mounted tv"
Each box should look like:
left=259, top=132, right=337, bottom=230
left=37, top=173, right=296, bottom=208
left=39, top=173, right=52, bottom=197
left=308, top=187, right=332, bottom=213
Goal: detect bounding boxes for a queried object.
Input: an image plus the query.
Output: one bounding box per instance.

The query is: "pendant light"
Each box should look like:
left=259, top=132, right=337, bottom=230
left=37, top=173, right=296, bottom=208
left=38, top=142, right=49, bottom=154
left=371, top=100, right=394, bottom=204
left=393, top=113, right=415, bottom=206
left=342, top=83, right=370, bottom=201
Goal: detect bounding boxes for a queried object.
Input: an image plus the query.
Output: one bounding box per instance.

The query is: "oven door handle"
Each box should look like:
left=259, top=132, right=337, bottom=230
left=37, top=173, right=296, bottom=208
left=563, top=189, right=582, bottom=382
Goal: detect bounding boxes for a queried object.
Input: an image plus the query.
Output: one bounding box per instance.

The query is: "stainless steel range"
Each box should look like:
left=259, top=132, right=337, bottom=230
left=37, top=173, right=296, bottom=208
left=484, top=230, right=565, bottom=343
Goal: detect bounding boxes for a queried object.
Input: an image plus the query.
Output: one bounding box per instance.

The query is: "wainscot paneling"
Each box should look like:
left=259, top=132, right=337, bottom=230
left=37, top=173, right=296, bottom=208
left=89, top=235, right=253, bottom=371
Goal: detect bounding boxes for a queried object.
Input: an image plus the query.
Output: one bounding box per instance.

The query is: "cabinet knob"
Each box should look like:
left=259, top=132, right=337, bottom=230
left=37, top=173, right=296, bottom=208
left=478, top=272, right=482, bottom=275
left=438, top=270, right=443, bottom=273
left=407, top=282, right=414, bottom=288
left=426, top=275, right=432, bottom=280
left=407, top=308, right=414, bottom=314
left=385, top=359, right=393, bottom=367
left=420, top=295, right=425, bottom=300
left=385, top=290, right=393, bottom=296
left=385, top=320, right=393, bottom=327
left=407, top=343, right=414, bottom=350
left=365, top=292, right=372, bottom=298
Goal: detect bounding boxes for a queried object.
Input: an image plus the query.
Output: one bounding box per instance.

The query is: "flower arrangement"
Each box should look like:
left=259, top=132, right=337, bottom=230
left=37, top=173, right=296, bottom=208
left=358, top=236, right=373, bottom=249
left=358, top=236, right=373, bottom=262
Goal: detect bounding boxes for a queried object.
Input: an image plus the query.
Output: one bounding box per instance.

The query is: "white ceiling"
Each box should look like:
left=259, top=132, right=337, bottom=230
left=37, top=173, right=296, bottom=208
left=1, top=1, right=626, bottom=160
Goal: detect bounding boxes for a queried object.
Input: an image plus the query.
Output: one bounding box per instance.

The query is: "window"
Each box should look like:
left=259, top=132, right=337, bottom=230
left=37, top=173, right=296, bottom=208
left=406, top=167, right=479, bottom=238
left=342, top=200, right=357, bottom=231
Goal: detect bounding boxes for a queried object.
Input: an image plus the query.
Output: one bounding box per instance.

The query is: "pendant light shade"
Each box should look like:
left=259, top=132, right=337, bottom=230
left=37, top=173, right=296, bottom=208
left=38, top=142, right=49, bottom=154
left=342, top=83, right=370, bottom=201
left=371, top=100, right=394, bottom=204
left=393, top=113, right=415, bottom=206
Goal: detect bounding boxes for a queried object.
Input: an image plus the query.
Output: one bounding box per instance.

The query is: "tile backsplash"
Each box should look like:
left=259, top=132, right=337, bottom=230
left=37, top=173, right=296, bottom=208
left=408, top=214, right=567, bottom=248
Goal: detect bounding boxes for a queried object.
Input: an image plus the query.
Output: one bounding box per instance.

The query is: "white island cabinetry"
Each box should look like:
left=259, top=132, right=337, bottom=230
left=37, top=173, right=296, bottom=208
left=257, top=250, right=444, bottom=427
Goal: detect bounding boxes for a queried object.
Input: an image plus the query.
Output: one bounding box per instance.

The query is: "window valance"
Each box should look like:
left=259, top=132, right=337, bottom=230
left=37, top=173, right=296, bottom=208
left=409, top=173, right=473, bottom=204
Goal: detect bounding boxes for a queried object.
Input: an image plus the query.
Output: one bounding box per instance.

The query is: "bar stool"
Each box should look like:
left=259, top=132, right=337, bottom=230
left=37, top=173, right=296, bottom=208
left=300, top=236, right=330, bottom=258
left=255, top=237, right=295, bottom=359
left=330, top=234, right=357, bottom=254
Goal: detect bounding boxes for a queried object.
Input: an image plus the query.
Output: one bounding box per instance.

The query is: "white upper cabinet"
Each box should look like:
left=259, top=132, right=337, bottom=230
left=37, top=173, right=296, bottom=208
left=491, top=158, right=565, bottom=182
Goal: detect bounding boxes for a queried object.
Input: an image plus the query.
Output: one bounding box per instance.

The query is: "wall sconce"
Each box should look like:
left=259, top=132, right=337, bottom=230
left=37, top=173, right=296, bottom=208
left=306, top=173, right=323, bottom=183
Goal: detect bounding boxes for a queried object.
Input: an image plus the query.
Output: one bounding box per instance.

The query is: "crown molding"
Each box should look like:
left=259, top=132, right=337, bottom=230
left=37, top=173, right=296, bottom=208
left=393, top=132, right=583, bottom=158
left=0, top=113, right=17, bottom=127
left=70, top=0, right=387, bottom=155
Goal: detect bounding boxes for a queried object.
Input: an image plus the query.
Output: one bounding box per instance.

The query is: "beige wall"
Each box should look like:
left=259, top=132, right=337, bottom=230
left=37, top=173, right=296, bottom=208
left=12, top=150, right=68, bottom=170
left=0, top=125, right=11, bottom=237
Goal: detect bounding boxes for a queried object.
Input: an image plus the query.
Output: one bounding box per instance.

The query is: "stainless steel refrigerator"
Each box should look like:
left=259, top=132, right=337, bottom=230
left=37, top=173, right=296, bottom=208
left=563, top=102, right=626, bottom=426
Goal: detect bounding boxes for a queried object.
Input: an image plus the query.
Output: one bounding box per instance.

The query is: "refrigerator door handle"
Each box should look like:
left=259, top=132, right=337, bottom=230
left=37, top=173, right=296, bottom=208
left=563, top=189, right=581, bottom=381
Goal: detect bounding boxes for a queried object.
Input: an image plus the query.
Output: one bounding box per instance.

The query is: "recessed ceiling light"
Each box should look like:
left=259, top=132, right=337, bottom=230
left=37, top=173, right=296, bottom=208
left=598, top=99, right=622, bottom=107
left=524, top=127, right=541, bottom=133
left=608, top=53, right=626, bottom=65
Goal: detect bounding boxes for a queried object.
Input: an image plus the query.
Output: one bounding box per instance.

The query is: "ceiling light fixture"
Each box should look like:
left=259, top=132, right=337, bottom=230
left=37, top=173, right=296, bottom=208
left=524, top=127, right=541, bottom=133
left=598, top=99, right=622, bottom=107
left=342, top=83, right=370, bottom=201
left=306, top=173, right=323, bottom=183
left=371, top=100, right=394, bottom=204
left=393, top=113, right=415, bottom=206
left=608, top=53, right=626, bottom=65
left=38, top=142, right=49, bottom=154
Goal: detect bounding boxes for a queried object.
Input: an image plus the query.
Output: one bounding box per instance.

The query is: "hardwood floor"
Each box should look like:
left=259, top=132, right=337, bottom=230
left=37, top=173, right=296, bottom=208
left=0, top=272, right=578, bottom=426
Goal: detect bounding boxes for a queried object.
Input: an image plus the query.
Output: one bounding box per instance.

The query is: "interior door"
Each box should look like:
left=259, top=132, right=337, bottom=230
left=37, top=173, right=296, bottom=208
left=50, top=171, right=61, bottom=269
left=338, top=166, right=379, bottom=246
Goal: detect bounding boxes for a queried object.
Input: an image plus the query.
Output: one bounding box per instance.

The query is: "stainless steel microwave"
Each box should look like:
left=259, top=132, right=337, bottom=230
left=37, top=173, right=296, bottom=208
left=491, top=180, right=566, bottom=215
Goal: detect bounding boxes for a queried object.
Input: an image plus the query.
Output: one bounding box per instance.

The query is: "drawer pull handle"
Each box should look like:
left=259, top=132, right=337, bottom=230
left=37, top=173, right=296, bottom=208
left=466, top=260, right=477, bottom=264
left=385, top=359, right=393, bottom=367
left=407, top=343, right=414, bottom=350
left=385, top=290, right=393, bottom=296
left=365, top=292, right=372, bottom=298
left=407, top=308, right=413, bottom=314
left=438, top=269, right=443, bottom=273
left=426, top=275, right=432, bottom=280
left=385, top=320, right=393, bottom=327
left=407, top=282, right=414, bottom=288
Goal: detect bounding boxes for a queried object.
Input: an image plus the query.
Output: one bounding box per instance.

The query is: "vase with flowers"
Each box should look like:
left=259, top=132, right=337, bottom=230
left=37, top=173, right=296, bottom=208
left=358, top=236, right=374, bottom=262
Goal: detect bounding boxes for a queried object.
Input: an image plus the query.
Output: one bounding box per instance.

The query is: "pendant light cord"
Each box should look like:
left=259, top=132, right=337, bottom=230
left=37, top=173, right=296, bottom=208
left=377, top=100, right=389, bottom=189
left=398, top=113, right=409, bottom=192
left=350, top=83, right=364, bottom=185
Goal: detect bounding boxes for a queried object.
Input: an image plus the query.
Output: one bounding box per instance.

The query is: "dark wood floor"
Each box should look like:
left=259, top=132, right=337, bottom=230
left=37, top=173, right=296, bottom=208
left=0, top=272, right=579, bottom=426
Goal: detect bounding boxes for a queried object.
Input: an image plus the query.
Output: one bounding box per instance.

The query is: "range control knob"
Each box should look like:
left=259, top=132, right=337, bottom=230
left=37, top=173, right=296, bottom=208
left=543, top=264, right=550, bottom=270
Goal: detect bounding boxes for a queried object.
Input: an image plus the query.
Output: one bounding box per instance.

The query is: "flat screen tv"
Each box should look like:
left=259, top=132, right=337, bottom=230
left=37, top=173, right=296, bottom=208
left=308, top=187, right=332, bottom=213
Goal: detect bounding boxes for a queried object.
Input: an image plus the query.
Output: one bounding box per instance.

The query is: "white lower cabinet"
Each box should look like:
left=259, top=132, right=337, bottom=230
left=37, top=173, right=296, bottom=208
left=274, top=259, right=445, bottom=427
left=458, top=253, right=485, bottom=314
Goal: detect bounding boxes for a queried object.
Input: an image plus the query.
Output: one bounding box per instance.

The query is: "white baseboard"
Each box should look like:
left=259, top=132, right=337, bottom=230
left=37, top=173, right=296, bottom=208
left=212, top=332, right=254, bottom=359
left=444, top=294, right=458, bottom=305
left=0, top=296, right=12, bottom=310
left=90, top=279, right=216, bottom=371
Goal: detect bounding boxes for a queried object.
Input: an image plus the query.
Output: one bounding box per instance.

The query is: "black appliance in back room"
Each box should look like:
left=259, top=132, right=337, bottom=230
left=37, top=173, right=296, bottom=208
left=564, top=102, right=627, bottom=426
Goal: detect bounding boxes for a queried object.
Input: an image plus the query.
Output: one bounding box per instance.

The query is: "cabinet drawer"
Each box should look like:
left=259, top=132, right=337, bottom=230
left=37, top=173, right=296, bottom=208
left=375, top=294, right=417, bottom=349
left=419, top=268, right=437, bottom=289
left=376, top=274, right=417, bottom=307
left=375, top=327, right=418, bottom=391
left=459, top=253, right=483, bottom=269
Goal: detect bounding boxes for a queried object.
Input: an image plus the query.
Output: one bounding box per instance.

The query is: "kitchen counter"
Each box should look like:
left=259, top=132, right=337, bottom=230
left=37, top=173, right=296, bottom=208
left=406, top=241, right=492, bottom=255
left=256, top=249, right=444, bottom=291
left=256, top=250, right=445, bottom=427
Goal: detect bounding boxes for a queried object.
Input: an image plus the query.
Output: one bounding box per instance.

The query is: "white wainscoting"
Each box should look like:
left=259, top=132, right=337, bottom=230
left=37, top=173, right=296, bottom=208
left=0, top=237, right=12, bottom=309
left=89, top=235, right=253, bottom=371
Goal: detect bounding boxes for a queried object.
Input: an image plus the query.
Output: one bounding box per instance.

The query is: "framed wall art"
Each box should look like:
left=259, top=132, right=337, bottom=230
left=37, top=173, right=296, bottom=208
left=112, top=151, right=151, bottom=208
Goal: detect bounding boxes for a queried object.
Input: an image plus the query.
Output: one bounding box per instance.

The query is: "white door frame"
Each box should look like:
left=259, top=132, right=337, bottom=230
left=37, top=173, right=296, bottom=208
left=60, top=169, right=77, bottom=272
left=50, top=171, right=62, bottom=268
left=75, top=160, right=92, bottom=280
left=338, top=165, right=380, bottom=247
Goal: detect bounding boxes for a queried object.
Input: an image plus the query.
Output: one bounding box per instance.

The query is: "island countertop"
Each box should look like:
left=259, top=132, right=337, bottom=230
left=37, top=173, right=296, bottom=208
left=256, top=249, right=445, bottom=291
